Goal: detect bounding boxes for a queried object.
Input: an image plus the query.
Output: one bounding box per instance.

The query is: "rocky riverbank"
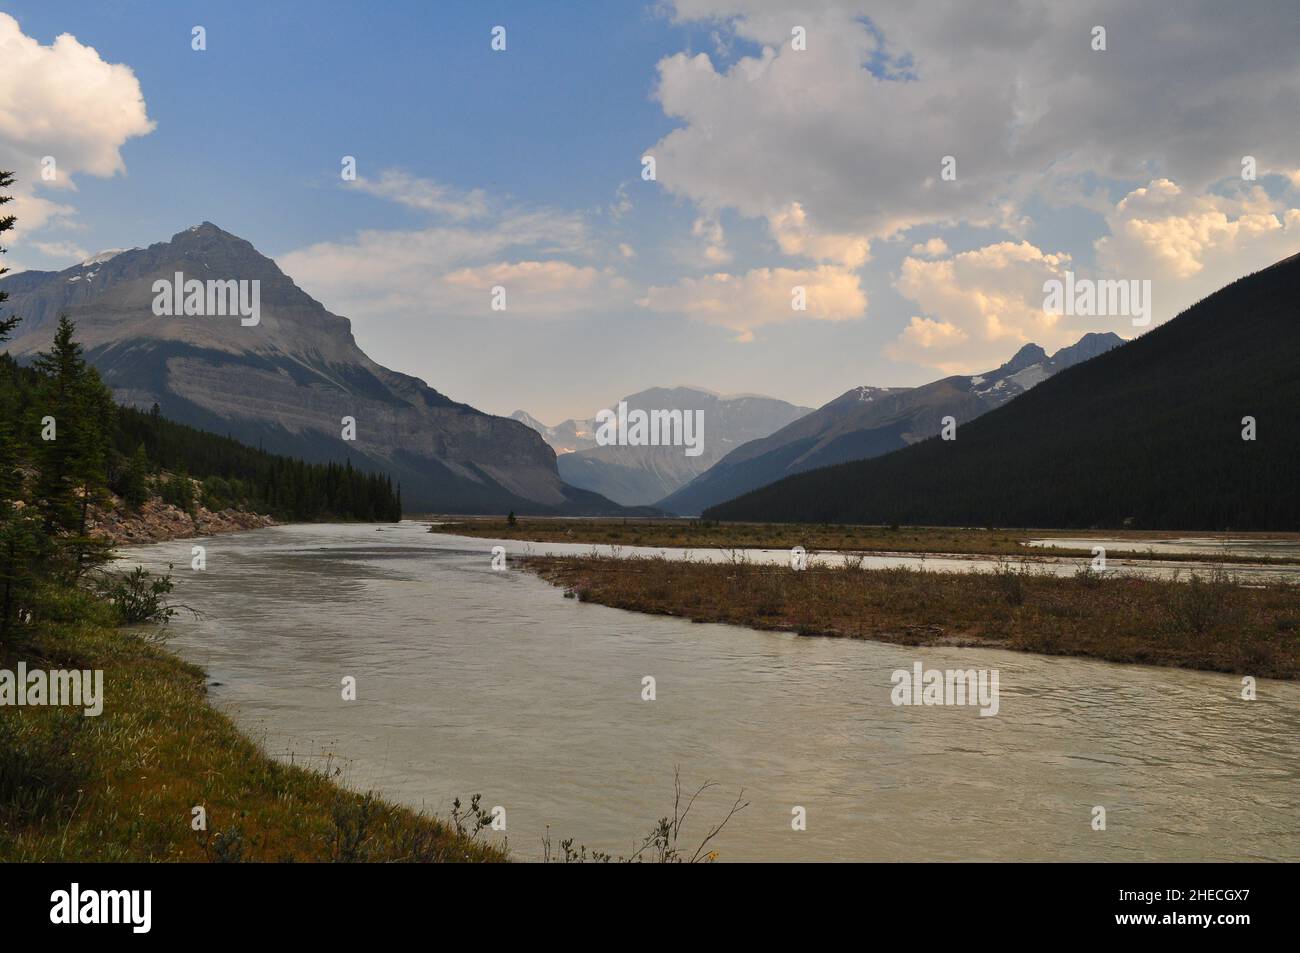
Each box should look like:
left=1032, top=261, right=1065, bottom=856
left=86, top=497, right=276, bottom=545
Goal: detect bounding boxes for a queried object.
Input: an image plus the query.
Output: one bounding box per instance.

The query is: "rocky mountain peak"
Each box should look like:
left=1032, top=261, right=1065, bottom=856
left=1052, top=331, right=1125, bottom=365
left=0, top=223, right=622, bottom=514
left=1001, top=343, right=1049, bottom=373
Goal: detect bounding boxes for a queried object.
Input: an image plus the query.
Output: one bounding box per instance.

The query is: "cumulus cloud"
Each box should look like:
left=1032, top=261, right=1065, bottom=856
left=890, top=175, right=1300, bottom=374
left=1095, top=179, right=1300, bottom=319
left=639, top=265, right=866, bottom=342
left=0, top=12, right=154, bottom=258
left=0, top=13, right=154, bottom=182
left=900, top=316, right=967, bottom=349
left=768, top=203, right=870, bottom=267
left=888, top=240, right=1081, bottom=373
left=650, top=0, right=1300, bottom=269
left=910, top=237, right=949, bottom=258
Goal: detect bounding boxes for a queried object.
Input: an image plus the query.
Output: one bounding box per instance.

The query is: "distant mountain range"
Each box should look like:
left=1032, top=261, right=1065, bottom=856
left=661, top=332, right=1123, bottom=515
left=508, top=409, right=600, bottom=456
left=707, top=253, right=1300, bottom=530
left=0, top=223, right=630, bottom=514
left=512, top=387, right=812, bottom=506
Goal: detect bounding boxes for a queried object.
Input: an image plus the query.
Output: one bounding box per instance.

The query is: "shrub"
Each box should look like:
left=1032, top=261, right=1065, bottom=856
left=93, top=565, right=180, bottom=625
left=992, top=561, right=1027, bottom=606
left=1158, top=570, right=1238, bottom=639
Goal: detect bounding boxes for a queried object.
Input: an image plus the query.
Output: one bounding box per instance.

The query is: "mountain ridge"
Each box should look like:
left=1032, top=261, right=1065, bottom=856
left=659, top=331, right=1124, bottom=515
left=513, top=385, right=813, bottom=506
left=705, top=255, right=1300, bottom=529
left=1, top=222, right=630, bottom=514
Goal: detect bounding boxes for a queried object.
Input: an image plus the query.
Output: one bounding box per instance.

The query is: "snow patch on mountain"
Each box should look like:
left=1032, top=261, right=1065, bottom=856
left=79, top=248, right=138, bottom=268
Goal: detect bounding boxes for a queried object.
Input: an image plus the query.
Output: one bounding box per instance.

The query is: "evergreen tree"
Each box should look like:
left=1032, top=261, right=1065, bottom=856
left=30, top=317, right=116, bottom=575
left=0, top=172, right=46, bottom=637
left=159, top=470, right=195, bottom=514
left=0, top=171, right=21, bottom=506
left=0, top=167, right=401, bottom=627
left=0, top=510, right=47, bottom=641
left=72, top=365, right=116, bottom=534
left=121, top=443, right=150, bottom=509
left=0, top=171, right=18, bottom=346
left=31, top=316, right=89, bottom=533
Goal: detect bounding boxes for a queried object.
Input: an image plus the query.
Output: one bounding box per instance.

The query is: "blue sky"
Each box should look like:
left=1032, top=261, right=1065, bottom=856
left=3, top=1, right=682, bottom=256
left=4, top=1, right=1300, bottom=420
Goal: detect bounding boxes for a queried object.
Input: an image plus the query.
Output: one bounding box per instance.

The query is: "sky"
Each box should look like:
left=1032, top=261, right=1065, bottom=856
left=2, top=0, right=1300, bottom=422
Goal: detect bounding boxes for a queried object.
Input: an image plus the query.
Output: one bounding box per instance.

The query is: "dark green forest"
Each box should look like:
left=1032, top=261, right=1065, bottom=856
left=707, top=253, right=1300, bottom=530
left=0, top=350, right=404, bottom=525
left=0, top=170, right=400, bottom=636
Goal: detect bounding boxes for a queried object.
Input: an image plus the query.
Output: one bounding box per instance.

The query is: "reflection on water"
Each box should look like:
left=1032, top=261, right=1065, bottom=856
left=120, top=523, right=1300, bottom=861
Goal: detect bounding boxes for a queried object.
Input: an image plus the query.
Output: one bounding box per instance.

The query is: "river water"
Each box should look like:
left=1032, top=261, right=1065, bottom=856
left=119, top=522, right=1300, bottom=862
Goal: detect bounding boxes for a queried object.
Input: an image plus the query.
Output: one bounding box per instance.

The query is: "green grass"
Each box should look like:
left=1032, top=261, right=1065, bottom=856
left=0, top=587, right=505, bottom=862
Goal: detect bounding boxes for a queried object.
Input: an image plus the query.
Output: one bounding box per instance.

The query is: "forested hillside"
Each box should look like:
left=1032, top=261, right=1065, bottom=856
left=0, top=169, right=401, bottom=635
left=0, top=347, right=402, bottom=526
left=706, top=253, right=1300, bottom=530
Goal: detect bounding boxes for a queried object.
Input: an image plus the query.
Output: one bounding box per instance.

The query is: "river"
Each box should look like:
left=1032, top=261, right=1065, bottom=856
left=118, top=522, right=1300, bottom=862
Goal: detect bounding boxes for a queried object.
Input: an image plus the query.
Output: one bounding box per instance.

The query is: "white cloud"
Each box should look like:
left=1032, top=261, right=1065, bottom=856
left=899, top=316, right=967, bottom=349
left=909, top=237, right=949, bottom=258
left=0, top=14, right=154, bottom=182
left=768, top=202, right=869, bottom=267
left=439, top=261, right=627, bottom=317
left=691, top=214, right=732, bottom=265
left=350, top=170, right=489, bottom=221
left=0, top=13, right=154, bottom=257
left=888, top=175, right=1300, bottom=374
left=650, top=1, right=1300, bottom=270
left=32, top=239, right=89, bottom=261
left=7, top=192, right=77, bottom=235
left=639, top=264, right=866, bottom=342
left=281, top=171, right=626, bottom=322
left=1095, top=179, right=1300, bottom=319
left=889, top=240, right=1079, bottom=372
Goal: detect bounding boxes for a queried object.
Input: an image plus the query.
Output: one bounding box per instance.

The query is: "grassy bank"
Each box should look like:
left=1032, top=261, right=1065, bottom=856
left=431, top=517, right=1300, bottom=566
left=524, top=555, right=1300, bottom=679
left=0, top=587, right=505, bottom=862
